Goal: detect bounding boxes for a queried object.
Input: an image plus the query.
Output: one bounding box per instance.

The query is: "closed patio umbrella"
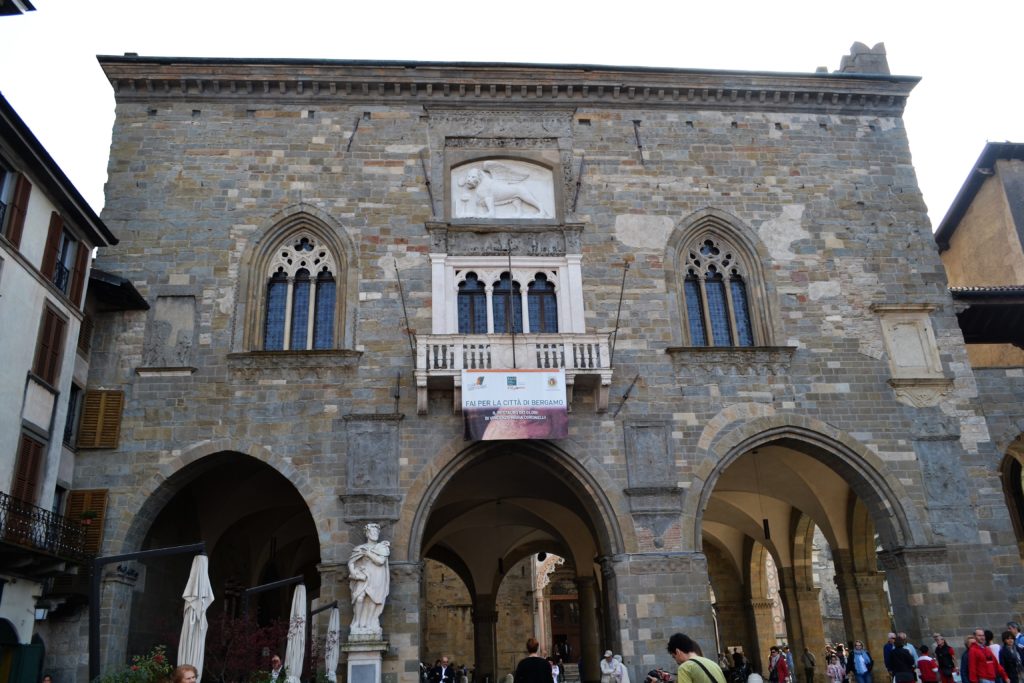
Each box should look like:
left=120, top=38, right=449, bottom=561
left=324, top=606, right=341, bottom=683
left=284, top=584, right=307, bottom=683
left=178, top=554, right=215, bottom=680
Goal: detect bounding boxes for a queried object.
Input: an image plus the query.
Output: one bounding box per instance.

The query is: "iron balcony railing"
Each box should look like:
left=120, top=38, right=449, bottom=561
left=0, top=491, right=91, bottom=563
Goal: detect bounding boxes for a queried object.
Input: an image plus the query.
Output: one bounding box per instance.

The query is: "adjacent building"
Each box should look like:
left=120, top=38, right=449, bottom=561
left=935, top=141, right=1024, bottom=555
left=39, top=43, right=1024, bottom=682
left=0, top=92, right=117, bottom=680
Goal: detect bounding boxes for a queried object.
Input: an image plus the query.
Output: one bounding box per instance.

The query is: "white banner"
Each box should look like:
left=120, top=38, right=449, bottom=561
left=461, top=369, right=568, bottom=441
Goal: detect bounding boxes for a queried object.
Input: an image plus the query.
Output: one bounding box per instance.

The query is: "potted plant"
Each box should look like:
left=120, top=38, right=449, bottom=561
left=80, top=510, right=97, bottom=526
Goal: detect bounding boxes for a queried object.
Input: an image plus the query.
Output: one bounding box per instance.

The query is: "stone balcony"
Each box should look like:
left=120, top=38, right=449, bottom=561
left=415, top=333, right=613, bottom=414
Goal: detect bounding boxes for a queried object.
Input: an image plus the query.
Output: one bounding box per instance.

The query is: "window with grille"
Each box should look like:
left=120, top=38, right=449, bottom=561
left=262, top=234, right=338, bottom=350
left=682, top=237, right=754, bottom=347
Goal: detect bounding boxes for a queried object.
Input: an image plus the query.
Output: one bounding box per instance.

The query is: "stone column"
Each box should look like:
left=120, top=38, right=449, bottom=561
left=830, top=551, right=866, bottom=646
left=99, top=569, right=138, bottom=672
left=473, top=597, right=499, bottom=683
left=714, top=600, right=753, bottom=657
left=604, top=553, right=715, bottom=678
left=749, top=598, right=776, bottom=674
left=387, top=561, right=425, bottom=683
left=576, top=576, right=601, bottom=683
left=853, top=572, right=890, bottom=646
left=877, top=546, right=949, bottom=641
left=793, top=589, right=826, bottom=683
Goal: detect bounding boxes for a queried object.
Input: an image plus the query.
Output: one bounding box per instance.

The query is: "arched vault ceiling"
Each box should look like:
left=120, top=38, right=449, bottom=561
left=422, top=450, right=603, bottom=597
left=709, top=445, right=853, bottom=551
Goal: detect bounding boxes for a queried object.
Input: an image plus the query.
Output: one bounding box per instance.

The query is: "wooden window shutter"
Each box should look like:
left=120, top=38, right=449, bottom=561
left=5, top=174, right=31, bottom=248
left=64, top=489, right=107, bottom=554
left=78, top=314, right=94, bottom=355
left=40, top=211, right=63, bottom=279
left=11, top=434, right=45, bottom=504
left=33, top=307, right=66, bottom=385
left=77, top=390, right=124, bottom=449
left=68, top=239, right=89, bottom=307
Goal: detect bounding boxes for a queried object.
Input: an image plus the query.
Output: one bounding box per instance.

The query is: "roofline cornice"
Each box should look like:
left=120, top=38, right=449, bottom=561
left=97, top=56, right=919, bottom=117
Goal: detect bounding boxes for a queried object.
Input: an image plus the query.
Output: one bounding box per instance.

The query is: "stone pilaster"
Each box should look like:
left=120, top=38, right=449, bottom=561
left=749, top=599, right=776, bottom=674
left=605, top=553, right=715, bottom=674
left=385, top=561, right=424, bottom=683
left=876, top=546, right=951, bottom=640
left=99, top=569, right=138, bottom=672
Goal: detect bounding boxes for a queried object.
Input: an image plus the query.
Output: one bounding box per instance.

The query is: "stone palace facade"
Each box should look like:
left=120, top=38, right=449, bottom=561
left=36, top=44, right=1024, bottom=682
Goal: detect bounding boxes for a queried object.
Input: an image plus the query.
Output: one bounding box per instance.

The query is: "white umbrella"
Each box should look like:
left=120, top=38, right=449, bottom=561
left=178, top=554, right=215, bottom=681
left=324, top=607, right=341, bottom=683
left=284, top=584, right=307, bottom=683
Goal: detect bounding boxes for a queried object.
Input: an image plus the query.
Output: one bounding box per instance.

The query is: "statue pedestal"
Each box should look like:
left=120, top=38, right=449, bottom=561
left=342, top=639, right=388, bottom=683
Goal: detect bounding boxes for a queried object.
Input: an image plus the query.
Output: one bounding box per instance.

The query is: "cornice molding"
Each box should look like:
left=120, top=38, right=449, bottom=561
left=99, top=58, right=918, bottom=116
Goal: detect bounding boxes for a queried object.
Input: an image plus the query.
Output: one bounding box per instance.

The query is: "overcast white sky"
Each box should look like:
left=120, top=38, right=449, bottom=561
left=1, top=0, right=1023, bottom=229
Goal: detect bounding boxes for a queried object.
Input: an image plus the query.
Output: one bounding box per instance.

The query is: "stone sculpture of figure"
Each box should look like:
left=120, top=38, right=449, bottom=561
left=456, top=161, right=550, bottom=218
left=348, top=522, right=390, bottom=636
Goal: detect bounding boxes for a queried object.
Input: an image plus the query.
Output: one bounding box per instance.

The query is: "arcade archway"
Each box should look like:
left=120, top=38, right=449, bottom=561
left=701, top=441, right=897, bottom=675
left=126, top=452, right=321, bottom=660
left=416, top=442, right=621, bottom=683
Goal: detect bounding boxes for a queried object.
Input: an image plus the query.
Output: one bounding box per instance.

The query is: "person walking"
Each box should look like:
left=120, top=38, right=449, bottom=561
left=515, top=638, right=554, bottom=683
left=804, top=649, right=818, bottom=683
left=933, top=635, right=957, bottom=683
left=969, top=629, right=1008, bottom=683
left=770, top=647, right=790, bottom=683
left=826, top=656, right=845, bottom=683
left=847, top=641, right=874, bottom=683
left=889, top=637, right=916, bottom=683
left=667, top=633, right=727, bottom=683
left=602, top=651, right=624, bottom=683
left=999, top=632, right=1021, bottom=683
left=917, top=646, right=939, bottom=683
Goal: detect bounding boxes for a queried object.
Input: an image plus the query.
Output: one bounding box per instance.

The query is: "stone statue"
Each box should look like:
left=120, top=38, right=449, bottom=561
left=455, top=161, right=551, bottom=219
left=347, top=522, right=390, bottom=637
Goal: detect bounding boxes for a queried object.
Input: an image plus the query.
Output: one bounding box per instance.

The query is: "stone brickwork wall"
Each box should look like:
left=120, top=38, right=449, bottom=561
left=65, top=56, right=1024, bottom=681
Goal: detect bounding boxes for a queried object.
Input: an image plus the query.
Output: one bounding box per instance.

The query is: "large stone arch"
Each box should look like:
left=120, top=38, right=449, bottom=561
left=686, top=411, right=931, bottom=552
left=664, top=206, right=783, bottom=347
left=232, top=202, right=359, bottom=351
left=113, top=438, right=330, bottom=559
left=398, top=437, right=633, bottom=562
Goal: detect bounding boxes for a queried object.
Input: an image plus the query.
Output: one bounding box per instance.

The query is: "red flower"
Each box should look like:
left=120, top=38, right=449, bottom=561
left=154, top=655, right=165, bottom=663
left=131, top=666, right=140, bottom=671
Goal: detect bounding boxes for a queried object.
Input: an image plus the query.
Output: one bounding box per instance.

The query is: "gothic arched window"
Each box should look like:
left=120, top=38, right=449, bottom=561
left=683, top=238, right=754, bottom=347
left=262, top=235, right=339, bottom=350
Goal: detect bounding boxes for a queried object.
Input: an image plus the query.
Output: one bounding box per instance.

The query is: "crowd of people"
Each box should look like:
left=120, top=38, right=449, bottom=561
left=458, top=623, right=1024, bottom=683
left=685, top=621, right=1024, bottom=683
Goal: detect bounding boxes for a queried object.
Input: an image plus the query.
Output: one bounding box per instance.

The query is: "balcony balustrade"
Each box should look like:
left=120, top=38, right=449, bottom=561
left=0, top=491, right=91, bottom=579
left=415, top=333, right=612, bottom=414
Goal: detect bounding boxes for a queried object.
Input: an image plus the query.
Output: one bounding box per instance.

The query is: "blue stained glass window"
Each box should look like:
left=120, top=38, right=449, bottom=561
left=528, top=274, right=558, bottom=333
left=264, top=271, right=288, bottom=350
left=313, top=270, right=335, bottom=349
left=458, top=273, right=487, bottom=334
left=705, top=273, right=733, bottom=346
left=492, top=273, right=523, bottom=334
left=684, top=276, right=707, bottom=346
left=290, top=269, right=311, bottom=350
left=731, top=277, right=753, bottom=347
